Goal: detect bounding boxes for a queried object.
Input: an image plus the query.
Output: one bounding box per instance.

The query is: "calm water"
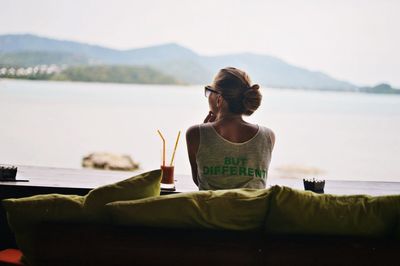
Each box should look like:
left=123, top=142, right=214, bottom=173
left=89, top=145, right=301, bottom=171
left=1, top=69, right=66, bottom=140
left=1, top=79, right=399, bottom=182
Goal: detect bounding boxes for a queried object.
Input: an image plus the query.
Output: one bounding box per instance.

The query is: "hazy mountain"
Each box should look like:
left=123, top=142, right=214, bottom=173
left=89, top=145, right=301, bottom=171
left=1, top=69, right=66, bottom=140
left=0, top=34, right=357, bottom=90
left=0, top=51, right=92, bottom=66
left=0, top=34, right=117, bottom=61
left=200, top=53, right=356, bottom=91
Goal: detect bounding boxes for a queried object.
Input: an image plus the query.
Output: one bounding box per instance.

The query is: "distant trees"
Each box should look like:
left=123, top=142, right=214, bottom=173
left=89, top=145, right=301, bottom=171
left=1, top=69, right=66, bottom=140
left=51, top=65, right=182, bottom=84
left=358, top=83, right=400, bottom=94
left=0, top=65, right=183, bottom=85
left=0, top=64, right=63, bottom=80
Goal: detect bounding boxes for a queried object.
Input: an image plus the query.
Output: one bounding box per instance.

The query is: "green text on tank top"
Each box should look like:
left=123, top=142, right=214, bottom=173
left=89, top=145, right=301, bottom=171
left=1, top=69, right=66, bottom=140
left=196, top=123, right=273, bottom=190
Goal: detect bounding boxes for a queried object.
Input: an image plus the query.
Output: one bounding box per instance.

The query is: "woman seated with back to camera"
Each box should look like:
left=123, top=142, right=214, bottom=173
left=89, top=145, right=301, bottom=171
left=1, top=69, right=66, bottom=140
left=186, top=67, right=275, bottom=190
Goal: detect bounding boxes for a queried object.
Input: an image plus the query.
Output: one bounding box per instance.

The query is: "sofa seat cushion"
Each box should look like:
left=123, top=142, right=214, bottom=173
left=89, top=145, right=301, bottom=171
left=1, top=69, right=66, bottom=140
left=265, top=186, right=400, bottom=238
left=2, top=194, right=85, bottom=232
left=83, top=169, right=162, bottom=221
left=1, top=169, right=162, bottom=266
left=107, top=188, right=271, bottom=231
left=2, top=194, right=85, bottom=266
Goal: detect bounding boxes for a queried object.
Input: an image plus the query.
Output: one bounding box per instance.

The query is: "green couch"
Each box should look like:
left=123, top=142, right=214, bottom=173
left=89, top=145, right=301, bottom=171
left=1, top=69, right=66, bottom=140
left=2, top=169, right=400, bottom=266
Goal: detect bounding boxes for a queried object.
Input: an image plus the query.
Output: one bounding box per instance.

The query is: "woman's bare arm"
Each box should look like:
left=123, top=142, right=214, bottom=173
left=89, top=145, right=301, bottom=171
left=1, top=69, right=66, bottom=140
left=186, top=125, right=200, bottom=186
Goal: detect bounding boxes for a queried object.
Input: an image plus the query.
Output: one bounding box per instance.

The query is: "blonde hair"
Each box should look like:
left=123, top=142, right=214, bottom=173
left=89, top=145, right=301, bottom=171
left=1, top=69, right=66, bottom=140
left=212, top=67, right=262, bottom=116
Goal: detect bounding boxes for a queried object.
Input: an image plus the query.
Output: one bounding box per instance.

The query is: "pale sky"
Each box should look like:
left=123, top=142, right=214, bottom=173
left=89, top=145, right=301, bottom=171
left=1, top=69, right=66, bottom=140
left=1, top=0, right=399, bottom=87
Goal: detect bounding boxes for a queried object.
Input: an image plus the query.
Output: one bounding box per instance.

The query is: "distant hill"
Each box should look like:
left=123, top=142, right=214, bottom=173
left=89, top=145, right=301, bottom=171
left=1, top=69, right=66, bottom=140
left=0, top=51, right=91, bottom=66
left=200, top=53, right=356, bottom=91
left=0, top=33, right=361, bottom=90
left=0, top=34, right=117, bottom=60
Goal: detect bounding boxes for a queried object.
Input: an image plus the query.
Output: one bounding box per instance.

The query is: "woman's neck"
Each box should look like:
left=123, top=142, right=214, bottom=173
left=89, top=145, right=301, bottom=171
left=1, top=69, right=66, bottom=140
left=215, top=113, right=243, bottom=122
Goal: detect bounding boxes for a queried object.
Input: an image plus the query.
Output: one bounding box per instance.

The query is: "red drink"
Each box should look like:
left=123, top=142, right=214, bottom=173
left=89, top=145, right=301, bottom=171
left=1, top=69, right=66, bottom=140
left=161, top=165, right=174, bottom=184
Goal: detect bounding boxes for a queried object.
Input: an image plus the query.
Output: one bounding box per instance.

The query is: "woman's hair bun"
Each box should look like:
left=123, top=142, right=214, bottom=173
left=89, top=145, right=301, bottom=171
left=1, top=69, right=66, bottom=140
left=250, top=84, right=260, bottom=91
left=212, top=67, right=262, bottom=116
left=242, top=84, right=262, bottom=116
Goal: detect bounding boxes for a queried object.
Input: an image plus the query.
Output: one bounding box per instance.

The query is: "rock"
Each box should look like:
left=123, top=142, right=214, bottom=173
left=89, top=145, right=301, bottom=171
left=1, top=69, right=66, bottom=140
left=82, top=152, right=139, bottom=171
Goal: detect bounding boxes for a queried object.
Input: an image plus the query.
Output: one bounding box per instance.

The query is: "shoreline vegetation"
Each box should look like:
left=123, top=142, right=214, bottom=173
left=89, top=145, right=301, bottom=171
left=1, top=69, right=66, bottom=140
left=0, top=65, right=183, bottom=85
left=0, top=65, right=399, bottom=94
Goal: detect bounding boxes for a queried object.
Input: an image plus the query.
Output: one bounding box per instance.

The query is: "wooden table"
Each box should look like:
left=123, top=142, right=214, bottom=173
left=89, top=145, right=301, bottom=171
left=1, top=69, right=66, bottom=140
left=1, top=165, right=399, bottom=196
left=0, top=165, right=198, bottom=196
left=1, top=165, right=399, bottom=249
left=267, top=178, right=400, bottom=196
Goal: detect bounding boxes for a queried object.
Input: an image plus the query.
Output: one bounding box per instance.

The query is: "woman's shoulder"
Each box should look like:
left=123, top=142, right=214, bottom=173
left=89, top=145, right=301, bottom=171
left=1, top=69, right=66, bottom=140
left=187, top=123, right=212, bottom=134
left=186, top=124, right=207, bottom=141
left=186, top=124, right=200, bottom=138
left=258, top=125, right=275, bottom=148
left=259, top=125, right=274, bottom=134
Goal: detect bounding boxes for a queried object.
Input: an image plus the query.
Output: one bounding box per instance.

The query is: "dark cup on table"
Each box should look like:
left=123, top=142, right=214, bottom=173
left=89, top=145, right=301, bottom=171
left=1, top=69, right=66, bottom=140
left=161, top=165, right=175, bottom=190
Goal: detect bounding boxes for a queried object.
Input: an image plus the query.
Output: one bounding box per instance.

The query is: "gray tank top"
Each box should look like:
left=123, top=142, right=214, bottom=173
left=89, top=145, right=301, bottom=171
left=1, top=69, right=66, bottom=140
left=196, top=123, right=273, bottom=190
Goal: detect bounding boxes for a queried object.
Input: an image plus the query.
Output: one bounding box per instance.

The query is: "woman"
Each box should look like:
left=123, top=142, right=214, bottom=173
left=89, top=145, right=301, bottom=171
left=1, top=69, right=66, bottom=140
left=186, top=67, right=275, bottom=190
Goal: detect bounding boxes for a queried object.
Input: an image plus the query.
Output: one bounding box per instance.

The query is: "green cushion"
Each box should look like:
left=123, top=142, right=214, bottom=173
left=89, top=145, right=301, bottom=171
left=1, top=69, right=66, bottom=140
left=2, top=194, right=86, bottom=266
left=2, top=169, right=161, bottom=265
left=265, top=186, right=400, bottom=238
left=2, top=194, right=85, bottom=232
left=106, top=188, right=271, bottom=231
left=83, top=169, right=162, bottom=221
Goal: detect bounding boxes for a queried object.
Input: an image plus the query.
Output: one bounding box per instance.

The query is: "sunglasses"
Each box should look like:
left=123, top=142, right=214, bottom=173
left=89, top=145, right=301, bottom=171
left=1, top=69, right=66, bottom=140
left=204, top=86, right=220, bottom=98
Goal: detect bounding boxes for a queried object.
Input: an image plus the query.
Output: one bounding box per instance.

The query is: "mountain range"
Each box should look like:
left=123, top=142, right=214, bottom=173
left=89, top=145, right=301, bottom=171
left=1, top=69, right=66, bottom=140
left=0, top=34, right=373, bottom=90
